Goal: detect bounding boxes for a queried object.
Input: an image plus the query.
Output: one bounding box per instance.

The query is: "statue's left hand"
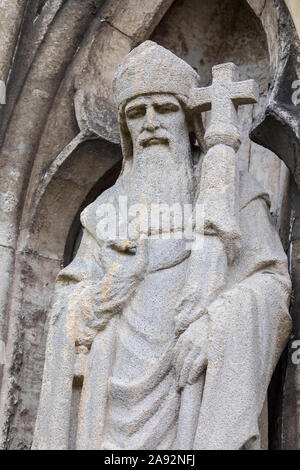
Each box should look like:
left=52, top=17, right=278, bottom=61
left=173, top=314, right=209, bottom=390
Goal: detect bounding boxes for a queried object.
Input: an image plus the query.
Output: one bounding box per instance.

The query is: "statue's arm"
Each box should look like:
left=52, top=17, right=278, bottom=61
left=52, top=223, right=147, bottom=348
left=202, top=196, right=292, bottom=390
left=191, top=197, right=292, bottom=450
left=48, top=228, right=107, bottom=348
left=207, top=194, right=291, bottom=346
left=232, top=195, right=291, bottom=295
left=174, top=195, right=291, bottom=389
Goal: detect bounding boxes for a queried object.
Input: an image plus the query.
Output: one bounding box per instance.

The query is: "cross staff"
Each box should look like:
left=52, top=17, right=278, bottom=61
left=176, top=63, right=259, bottom=449
left=189, top=62, right=259, bottom=151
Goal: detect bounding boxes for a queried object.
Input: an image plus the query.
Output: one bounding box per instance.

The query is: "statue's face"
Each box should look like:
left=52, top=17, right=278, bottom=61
left=124, top=93, right=189, bottom=153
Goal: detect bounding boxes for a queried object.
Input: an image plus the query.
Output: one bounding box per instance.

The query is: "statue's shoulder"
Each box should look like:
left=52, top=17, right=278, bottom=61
left=80, top=177, right=123, bottom=235
left=238, top=166, right=270, bottom=211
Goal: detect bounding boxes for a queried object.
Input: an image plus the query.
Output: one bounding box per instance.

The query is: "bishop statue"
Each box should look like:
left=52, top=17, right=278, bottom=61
left=33, top=41, right=291, bottom=450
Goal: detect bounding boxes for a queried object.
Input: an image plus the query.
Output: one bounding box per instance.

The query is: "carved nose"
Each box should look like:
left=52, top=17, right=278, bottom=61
left=144, top=107, right=160, bottom=131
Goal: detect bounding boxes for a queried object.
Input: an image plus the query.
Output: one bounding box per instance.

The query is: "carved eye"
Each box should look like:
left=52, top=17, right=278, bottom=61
left=126, top=106, right=146, bottom=119
left=155, top=103, right=179, bottom=114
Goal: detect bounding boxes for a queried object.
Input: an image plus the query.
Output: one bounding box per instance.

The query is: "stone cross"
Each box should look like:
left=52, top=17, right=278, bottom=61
left=188, top=62, right=259, bottom=151
left=177, top=63, right=259, bottom=449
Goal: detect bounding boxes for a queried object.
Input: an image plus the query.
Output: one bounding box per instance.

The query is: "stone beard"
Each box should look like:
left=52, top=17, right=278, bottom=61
left=123, top=94, right=195, bottom=209
left=33, top=41, right=291, bottom=450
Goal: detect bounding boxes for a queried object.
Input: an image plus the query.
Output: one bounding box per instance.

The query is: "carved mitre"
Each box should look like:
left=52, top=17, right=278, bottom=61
left=113, top=40, right=201, bottom=168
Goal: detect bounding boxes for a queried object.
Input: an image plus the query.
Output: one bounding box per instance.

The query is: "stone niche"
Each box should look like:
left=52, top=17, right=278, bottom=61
left=0, top=0, right=299, bottom=450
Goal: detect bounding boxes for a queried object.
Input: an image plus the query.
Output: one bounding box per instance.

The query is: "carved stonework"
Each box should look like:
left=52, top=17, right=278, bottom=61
left=33, top=41, right=291, bottom=450
left=1, top=0, right=300, bottom=451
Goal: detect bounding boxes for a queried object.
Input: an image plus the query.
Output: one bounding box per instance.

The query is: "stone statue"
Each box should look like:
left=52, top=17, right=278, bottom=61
left=33, top=41, right=292, bottom=450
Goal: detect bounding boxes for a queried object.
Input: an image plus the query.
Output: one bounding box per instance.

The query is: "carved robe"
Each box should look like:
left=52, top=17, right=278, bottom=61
left=32, top=165, right=291, bottom=450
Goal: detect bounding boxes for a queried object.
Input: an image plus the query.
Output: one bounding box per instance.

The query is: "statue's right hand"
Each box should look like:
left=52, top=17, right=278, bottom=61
left=76, top=237, right=148, bottom=339
left=101, top=236, right=148, bottom=281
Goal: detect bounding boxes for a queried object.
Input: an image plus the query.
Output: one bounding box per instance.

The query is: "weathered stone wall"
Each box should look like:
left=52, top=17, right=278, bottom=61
left=0, top=0, right=299, bottom=449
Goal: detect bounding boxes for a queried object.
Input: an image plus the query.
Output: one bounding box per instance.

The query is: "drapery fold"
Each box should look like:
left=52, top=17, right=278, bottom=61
left=33, top=170, right=291, bottom=450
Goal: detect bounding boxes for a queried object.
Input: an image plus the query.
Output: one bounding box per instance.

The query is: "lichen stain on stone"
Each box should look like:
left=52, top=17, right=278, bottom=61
left=101, top=262, right=120, bottom=302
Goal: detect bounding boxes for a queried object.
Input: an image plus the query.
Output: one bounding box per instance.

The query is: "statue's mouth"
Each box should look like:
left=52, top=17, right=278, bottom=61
left=140, top=137, right=169, bottom=147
